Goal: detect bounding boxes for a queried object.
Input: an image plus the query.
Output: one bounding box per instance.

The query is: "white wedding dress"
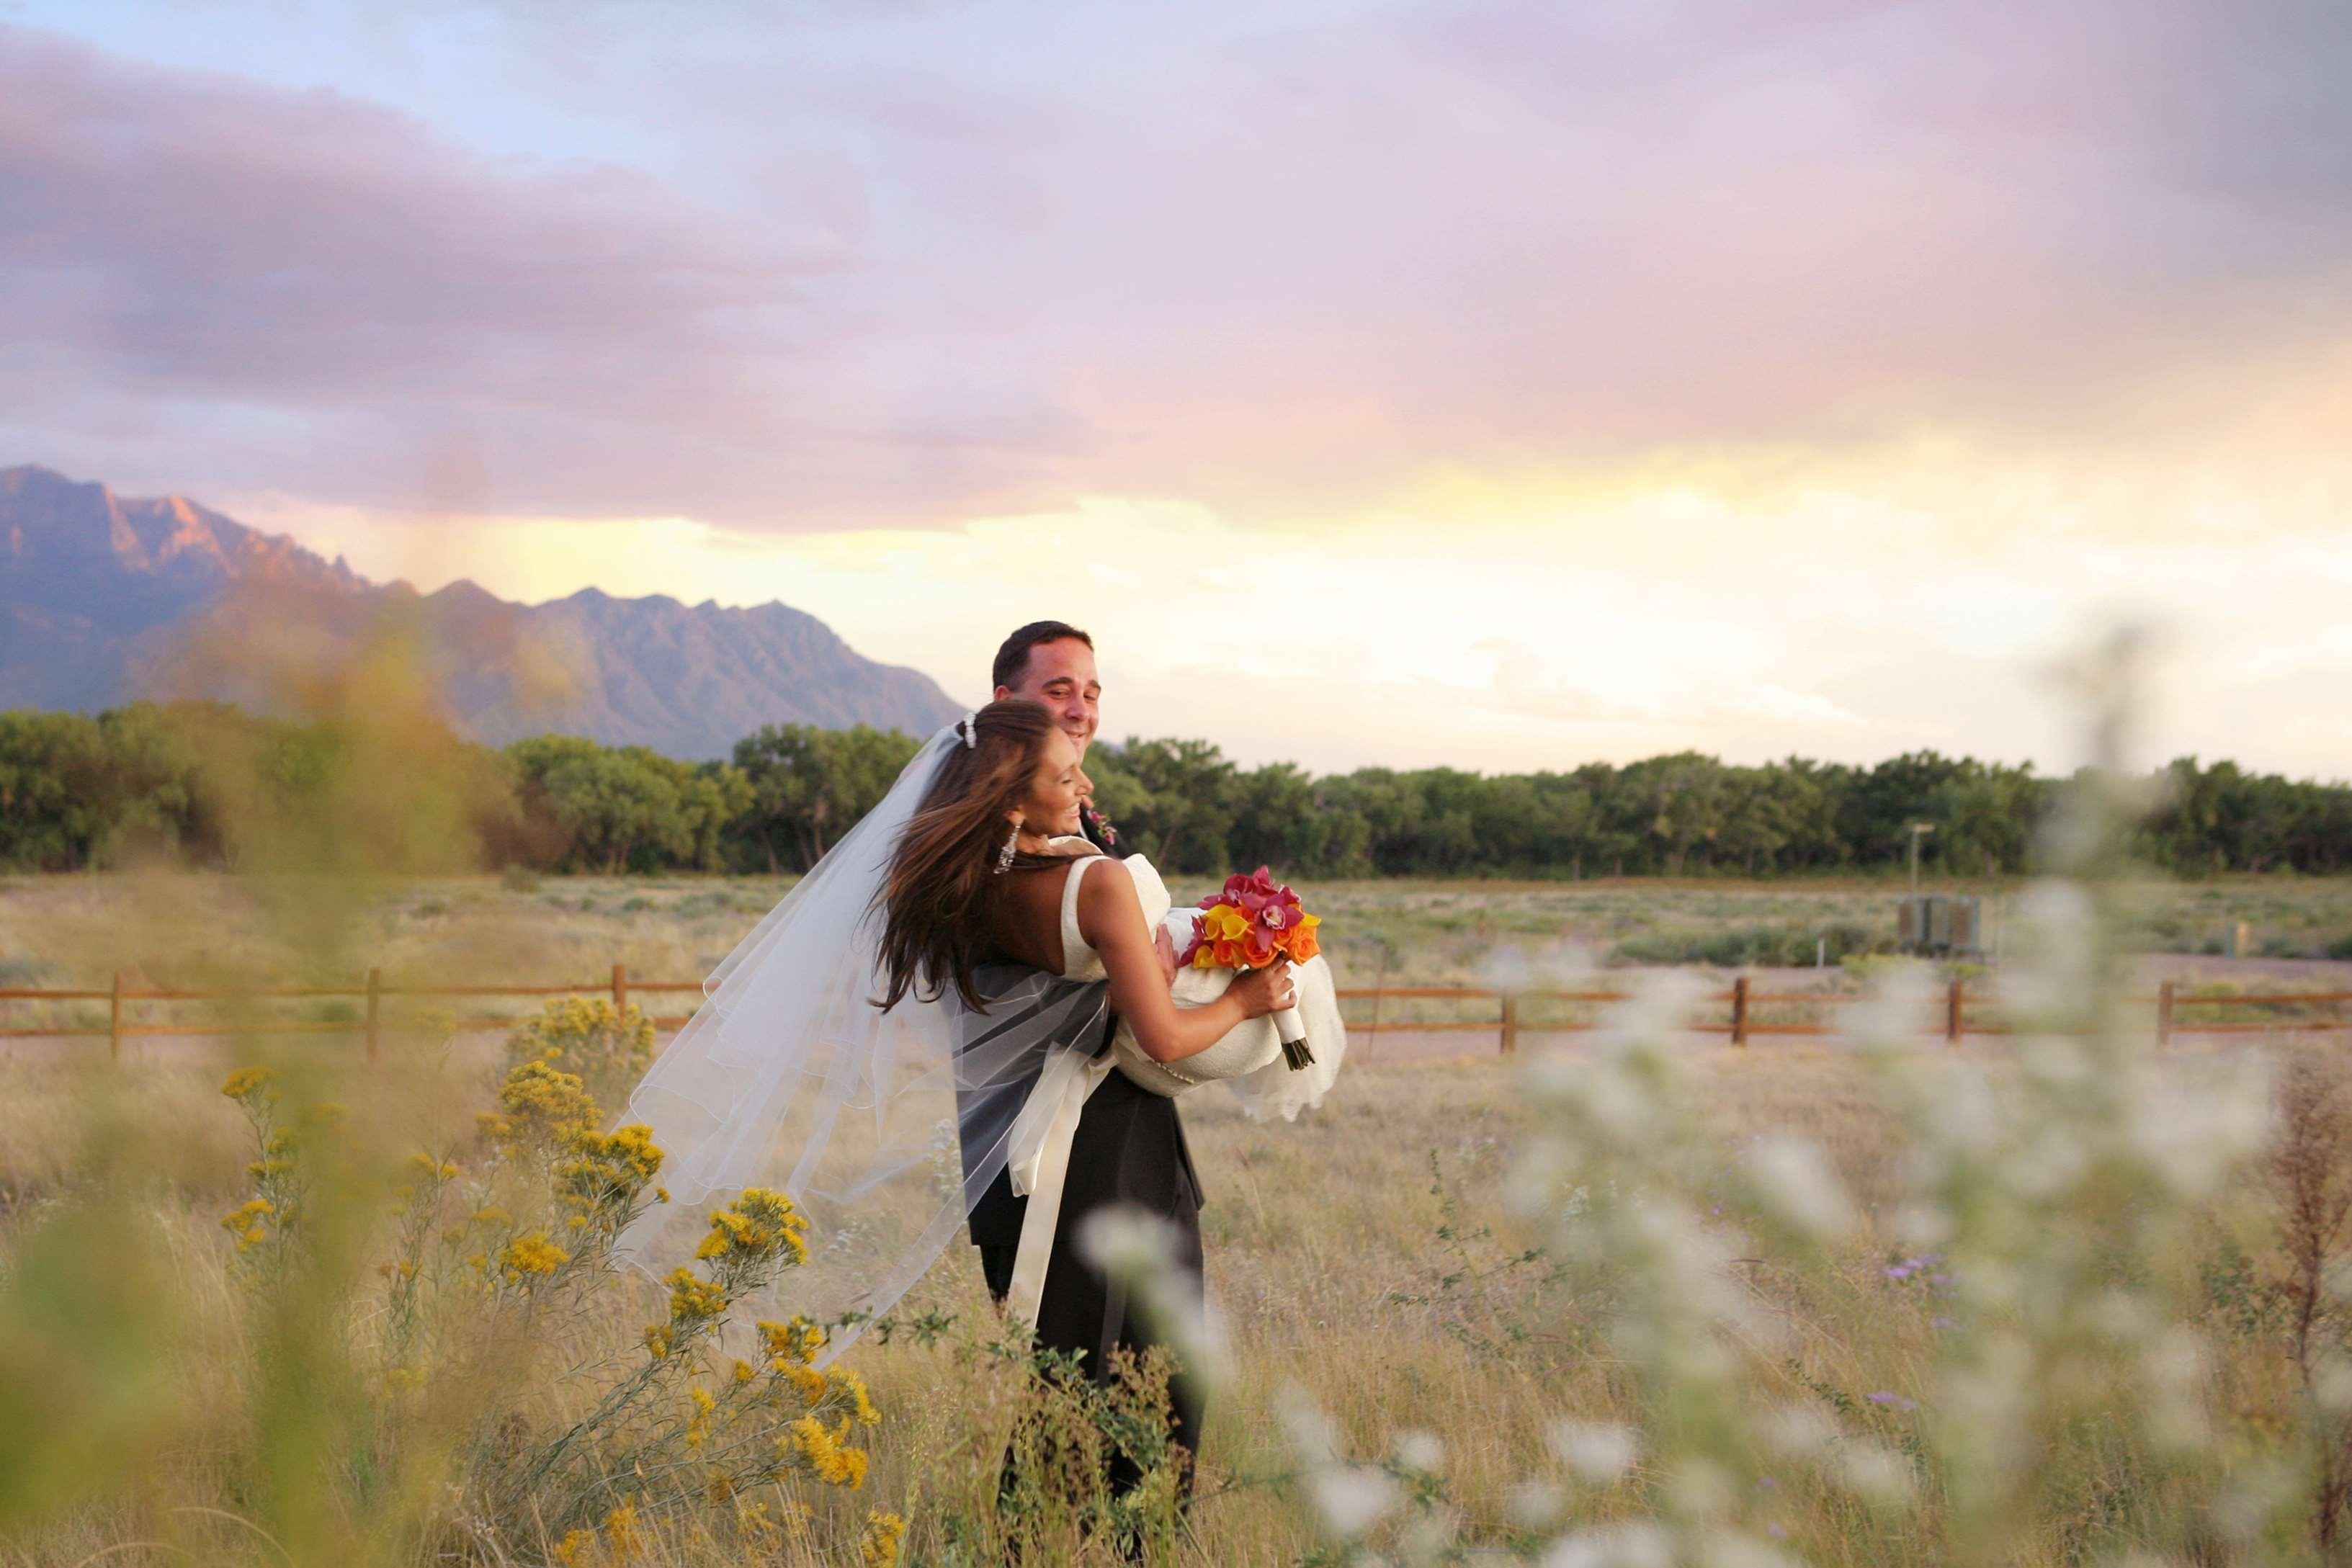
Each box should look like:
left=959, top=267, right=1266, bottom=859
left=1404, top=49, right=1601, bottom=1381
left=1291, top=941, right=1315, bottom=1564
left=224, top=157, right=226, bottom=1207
left=1049, top=839, right=1346, bottom=1119
left=988, top=842, right=1349, bottom=1327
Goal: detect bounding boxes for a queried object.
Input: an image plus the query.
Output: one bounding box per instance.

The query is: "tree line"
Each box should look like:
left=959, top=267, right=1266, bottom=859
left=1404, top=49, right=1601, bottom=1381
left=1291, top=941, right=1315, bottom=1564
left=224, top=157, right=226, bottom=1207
left=1, top=701, right=2346, bottom=879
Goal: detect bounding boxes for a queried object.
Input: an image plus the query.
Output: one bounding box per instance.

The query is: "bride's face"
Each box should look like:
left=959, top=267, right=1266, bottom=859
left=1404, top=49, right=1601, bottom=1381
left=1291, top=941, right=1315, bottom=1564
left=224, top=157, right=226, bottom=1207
left=1011, top=729, right=1087, bottom=841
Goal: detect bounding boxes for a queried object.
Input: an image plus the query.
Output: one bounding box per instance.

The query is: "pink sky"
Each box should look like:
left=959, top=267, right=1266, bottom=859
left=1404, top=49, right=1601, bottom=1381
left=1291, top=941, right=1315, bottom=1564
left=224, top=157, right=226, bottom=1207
left=4, top=4, right=2348, bottom=776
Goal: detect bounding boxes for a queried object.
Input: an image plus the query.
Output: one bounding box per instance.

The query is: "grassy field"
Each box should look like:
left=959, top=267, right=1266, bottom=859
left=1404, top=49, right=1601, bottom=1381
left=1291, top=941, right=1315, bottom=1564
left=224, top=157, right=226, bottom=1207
left=7, top=1003, right=2351, bottom=1565
left=7, top=872, right=2352, bottom=1564
left=5, top=870, right=2350, bottom=996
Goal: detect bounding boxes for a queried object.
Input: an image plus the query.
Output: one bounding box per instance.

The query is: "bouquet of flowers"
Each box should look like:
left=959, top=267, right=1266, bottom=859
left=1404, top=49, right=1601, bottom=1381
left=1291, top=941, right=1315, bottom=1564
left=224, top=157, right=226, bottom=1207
left=1179, top=866, right=1323, bottom=1070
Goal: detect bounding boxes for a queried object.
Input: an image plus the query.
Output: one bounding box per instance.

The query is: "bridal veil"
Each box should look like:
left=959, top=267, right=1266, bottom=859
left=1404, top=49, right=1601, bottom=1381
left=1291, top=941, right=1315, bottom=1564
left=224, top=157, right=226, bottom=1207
left=610, top=724, right=1104, bottom=1365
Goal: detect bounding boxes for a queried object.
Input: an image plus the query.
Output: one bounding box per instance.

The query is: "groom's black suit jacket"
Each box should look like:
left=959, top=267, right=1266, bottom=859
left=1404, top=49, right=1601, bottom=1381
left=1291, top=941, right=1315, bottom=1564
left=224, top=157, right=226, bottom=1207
left=964, top=801, right=1206, bottom=1250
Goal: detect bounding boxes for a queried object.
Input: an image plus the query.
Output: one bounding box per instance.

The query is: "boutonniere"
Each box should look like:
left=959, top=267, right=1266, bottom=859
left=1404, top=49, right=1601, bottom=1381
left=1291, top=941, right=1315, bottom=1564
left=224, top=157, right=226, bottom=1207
left=1084, top=803, right=1119, bottom=847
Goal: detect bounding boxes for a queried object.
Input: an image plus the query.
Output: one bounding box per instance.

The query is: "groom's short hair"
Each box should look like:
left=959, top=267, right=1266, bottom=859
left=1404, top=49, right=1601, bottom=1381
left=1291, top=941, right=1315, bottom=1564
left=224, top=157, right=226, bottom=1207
left=993, top=620, right=1094, bottom=691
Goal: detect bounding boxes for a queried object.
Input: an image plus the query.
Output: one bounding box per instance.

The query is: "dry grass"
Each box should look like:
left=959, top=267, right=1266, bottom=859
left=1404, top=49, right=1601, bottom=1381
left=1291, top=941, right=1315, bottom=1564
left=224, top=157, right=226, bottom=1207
left=7, top=861, right=2352, bottom=1564
left=4, top=872, right=2347, bottom=1041
left=1, top=1031, right=1906, bottom=1565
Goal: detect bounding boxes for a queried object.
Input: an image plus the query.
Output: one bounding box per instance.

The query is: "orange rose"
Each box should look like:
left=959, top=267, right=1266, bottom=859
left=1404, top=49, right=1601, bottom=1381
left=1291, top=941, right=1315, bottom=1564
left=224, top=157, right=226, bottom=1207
left=1286, top=918, right=1321, bottom=962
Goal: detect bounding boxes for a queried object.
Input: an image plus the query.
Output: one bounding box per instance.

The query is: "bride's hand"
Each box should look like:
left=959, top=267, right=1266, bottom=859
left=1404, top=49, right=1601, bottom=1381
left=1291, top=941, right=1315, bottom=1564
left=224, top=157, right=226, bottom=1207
left=1229, top=962, right=1297, bottom=1019
left=1154, top=926, right=1179, bottom=985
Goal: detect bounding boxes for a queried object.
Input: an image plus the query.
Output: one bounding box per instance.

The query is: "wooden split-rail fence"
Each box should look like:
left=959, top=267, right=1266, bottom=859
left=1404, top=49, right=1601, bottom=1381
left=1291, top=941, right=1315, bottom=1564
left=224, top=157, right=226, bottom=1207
left=2, top=969, right=2348, bottom=1059
left=0, top=965, right=703, bottom=1060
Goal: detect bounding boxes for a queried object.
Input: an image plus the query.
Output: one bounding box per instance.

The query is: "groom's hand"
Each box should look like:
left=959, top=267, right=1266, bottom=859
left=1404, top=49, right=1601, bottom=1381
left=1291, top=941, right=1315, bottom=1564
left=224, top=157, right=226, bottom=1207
left=1155, top=926, right=1179, bottom=985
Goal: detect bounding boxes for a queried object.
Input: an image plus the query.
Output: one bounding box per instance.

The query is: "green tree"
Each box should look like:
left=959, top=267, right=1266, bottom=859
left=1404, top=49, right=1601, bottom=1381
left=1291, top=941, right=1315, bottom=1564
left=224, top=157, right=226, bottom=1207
left=730, top=725, right=921, bottom=872
left=1104, top=738, right=1238, bottom=873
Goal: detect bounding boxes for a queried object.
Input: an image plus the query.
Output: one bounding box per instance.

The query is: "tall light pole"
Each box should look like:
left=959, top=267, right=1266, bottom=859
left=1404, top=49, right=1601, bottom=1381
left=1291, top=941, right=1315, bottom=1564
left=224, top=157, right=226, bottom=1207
left=1908, top=822, right=1936, bottom=892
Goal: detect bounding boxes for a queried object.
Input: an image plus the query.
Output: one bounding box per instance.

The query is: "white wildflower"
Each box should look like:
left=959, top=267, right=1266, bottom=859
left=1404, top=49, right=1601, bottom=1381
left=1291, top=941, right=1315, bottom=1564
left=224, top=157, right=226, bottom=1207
left=2314, top=1355, right=2352, bottom=1415
left=1310, top=1467, right=1397, bottom=1539
left=1506, top=1480, right=1566, bottom=1531
left=1697, top=1530, right=1805, bottom=1568
left=1831, top=1438, right=1915, bottom=1504
left=1541, top=1522, right=1673, bottom=1568
left=1392, top=1429, right=1444, bottom=1474
left=1548, top=1420, right=1638, bottom=1485
left=1748, top=1135, right=1856, bottom=1239
left=1759, top=1402, right=1836, bottom=1461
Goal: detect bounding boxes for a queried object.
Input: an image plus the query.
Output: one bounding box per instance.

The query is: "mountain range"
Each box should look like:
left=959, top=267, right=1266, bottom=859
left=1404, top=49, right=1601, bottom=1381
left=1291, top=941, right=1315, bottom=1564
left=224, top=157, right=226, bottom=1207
left=0, top=465, right=963, bottom=757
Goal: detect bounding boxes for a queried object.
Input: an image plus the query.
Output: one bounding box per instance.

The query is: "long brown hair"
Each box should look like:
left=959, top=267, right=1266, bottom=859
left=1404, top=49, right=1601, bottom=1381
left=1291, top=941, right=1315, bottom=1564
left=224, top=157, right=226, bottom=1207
left=874, top=700, right=1070, bottom=1013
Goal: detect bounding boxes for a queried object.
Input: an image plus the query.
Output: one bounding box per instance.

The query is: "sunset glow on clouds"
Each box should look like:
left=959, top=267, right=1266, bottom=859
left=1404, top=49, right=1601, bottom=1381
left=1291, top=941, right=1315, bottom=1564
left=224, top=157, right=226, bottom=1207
left=5, top=2, right=2348, bottom=776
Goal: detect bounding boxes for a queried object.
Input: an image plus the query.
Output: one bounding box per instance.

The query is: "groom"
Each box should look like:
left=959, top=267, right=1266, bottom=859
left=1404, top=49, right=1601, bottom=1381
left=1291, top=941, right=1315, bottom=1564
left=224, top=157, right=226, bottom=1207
left=967, top=617, right=1209, bottom=1497
left=992, top=618, right=1125, bottom=858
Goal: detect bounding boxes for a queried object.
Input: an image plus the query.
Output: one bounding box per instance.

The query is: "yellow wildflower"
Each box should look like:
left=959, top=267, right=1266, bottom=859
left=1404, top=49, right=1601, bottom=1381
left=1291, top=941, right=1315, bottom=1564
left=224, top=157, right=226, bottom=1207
left=603, top=1502, right=644, bottom=1562
left=486, top=1060, right=600, bottom=1152
left=665, top=1267, right=727, bottom=1325
left=778, top=1362, right=828, bottom=1402
left=758, top=1315, right=827, bottom=1364
left=498, top=1232, right=569, bottom=1281
left=220, top=1196, right=275, bottom=1252
left=730, top=1358, right=756, bottom=1385
left=694, top=1188, right=809, bottom=1267
left=644, top=1324, right=676, bottom=1358
left=555, top=1124, right=666, bottom=1217
left=553, top=1528, right=594, bottom=1567
left=685, top=1384, right=715, bottom=1448
left=860, top=1510, right=908, bottom=1568
left=781, top=1414, right=869, bottom=1489
left=220, top=1066, right=277, bottom=1103
left=833, top=1366, right=882, bottom=1426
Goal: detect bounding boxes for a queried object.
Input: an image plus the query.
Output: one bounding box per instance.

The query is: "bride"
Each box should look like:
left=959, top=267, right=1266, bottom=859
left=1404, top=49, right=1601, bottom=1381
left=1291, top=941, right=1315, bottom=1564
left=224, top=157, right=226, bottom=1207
left=610, top=701, right=1346, bottom=1489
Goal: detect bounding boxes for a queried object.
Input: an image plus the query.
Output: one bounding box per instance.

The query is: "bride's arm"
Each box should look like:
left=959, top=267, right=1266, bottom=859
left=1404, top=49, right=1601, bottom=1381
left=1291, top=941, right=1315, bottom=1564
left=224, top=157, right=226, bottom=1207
left=1077, top=861, right=1290, bottom=1062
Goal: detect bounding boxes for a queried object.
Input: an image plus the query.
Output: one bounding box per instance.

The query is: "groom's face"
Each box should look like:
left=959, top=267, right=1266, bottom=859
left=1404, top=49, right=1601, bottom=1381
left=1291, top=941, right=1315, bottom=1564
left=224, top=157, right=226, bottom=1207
left=997, top=637, right=1100, bottom=757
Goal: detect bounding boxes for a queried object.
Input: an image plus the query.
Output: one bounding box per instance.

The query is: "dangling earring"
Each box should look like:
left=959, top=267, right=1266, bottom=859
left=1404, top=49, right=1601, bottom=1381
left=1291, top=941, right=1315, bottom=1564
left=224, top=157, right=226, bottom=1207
left=993, top=824, right=1021, bottom=876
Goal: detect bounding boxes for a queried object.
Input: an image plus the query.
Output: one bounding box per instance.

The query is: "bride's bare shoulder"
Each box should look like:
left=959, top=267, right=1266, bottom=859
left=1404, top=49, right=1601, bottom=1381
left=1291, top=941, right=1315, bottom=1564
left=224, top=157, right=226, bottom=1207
left=1073, top=854, right=1139, bottom=913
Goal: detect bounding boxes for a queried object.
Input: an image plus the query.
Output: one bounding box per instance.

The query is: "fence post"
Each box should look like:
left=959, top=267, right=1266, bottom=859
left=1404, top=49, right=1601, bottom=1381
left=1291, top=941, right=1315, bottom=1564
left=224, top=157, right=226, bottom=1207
left=109, top=971, right=123, bottom=1062
left=613, top=962, right=630, bottom=1015
left=2157, top=980, right=2175, bottom=1049
left=1946, top=976, right=1964, bottom=1045
left=365, top=967, right=382, bottom=1062
left=1499, top=994, right=1519, bottom=1055
left=1731, top=975, right=1750, bottom=1047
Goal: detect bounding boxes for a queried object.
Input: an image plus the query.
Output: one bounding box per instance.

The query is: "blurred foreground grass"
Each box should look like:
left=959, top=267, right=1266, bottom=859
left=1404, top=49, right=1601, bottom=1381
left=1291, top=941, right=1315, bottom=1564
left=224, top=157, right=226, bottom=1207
left=14, top=1017, right=2352, bottom=1564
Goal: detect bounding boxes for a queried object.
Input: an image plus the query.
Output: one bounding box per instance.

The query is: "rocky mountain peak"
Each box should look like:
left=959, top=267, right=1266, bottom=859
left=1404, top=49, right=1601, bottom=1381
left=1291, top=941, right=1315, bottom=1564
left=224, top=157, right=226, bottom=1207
left=0, top=465, right=963, bottom=754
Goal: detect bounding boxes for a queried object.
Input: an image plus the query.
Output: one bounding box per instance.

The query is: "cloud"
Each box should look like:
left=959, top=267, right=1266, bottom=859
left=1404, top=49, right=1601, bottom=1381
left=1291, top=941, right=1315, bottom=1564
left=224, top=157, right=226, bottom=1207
left=0, top=22, right=1075, bottom=522
left=9, top=2, right=2352, bottom=529
left=251, top=472, right=2352, bottom=781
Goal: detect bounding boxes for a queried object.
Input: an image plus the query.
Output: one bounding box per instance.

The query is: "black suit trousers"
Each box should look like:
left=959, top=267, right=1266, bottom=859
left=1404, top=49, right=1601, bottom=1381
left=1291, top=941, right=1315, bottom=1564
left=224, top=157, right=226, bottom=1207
left=978, top=1067, right=1207, bottom=1493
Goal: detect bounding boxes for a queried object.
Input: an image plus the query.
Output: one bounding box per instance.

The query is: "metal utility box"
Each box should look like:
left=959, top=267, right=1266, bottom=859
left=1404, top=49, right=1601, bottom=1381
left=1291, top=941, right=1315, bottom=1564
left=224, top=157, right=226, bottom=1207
left=1898, top=894, right=1982, bottom=957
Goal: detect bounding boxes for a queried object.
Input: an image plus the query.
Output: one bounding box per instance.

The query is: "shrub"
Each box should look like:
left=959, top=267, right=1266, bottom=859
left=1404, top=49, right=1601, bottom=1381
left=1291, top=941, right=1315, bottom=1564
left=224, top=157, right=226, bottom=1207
left=213, top=1055, right=887, bottom=1555
left=504, top=997, right=656, bottom=1111
left=1615, top=920, right=1894, bottom=969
